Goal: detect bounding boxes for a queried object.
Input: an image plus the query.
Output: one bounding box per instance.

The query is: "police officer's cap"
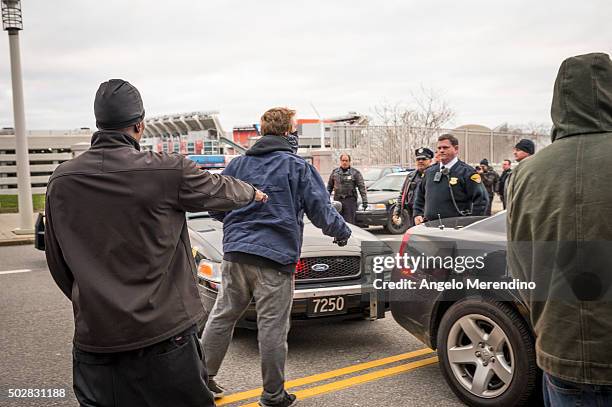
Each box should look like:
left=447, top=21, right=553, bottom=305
left=415, top=147, right=434, bottom=159
left=94, top=79, right=145, bottom=130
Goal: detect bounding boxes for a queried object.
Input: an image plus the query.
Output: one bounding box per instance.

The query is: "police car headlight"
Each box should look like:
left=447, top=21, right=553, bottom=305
left=366, top=203, right=387, bottom=210
left=197, top=259, right=222, bottom=283
left=193, top=248, right=222, bottom=283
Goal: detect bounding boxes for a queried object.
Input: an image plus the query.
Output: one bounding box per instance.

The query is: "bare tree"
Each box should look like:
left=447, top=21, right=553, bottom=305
left=369, top=87, right=455, bottom=166
left=370, top=100, right=408, bottom=165
left=497, top=121, right=552, bottom=151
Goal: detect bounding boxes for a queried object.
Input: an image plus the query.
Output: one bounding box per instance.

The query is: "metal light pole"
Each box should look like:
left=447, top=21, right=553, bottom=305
left=310, top=102, right=327, bottom=150
left=2, top=0, right=33, bottom=233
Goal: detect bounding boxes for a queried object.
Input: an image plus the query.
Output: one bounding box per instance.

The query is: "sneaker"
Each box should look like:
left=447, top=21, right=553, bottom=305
left=208, top=377, right=226, bottom=400
left=258, top=392, right=297, bottom=407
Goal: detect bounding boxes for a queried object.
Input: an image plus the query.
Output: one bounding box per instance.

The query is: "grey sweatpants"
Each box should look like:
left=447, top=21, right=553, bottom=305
left=202, top=260, right=294, bottom=405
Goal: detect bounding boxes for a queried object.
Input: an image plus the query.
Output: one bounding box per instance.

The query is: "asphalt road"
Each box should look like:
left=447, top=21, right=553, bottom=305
left=0, top=229, right=465, bottom=407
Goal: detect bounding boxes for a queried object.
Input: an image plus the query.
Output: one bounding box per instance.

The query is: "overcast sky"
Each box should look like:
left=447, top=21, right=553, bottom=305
left=0, top=0, right=610, bottom=132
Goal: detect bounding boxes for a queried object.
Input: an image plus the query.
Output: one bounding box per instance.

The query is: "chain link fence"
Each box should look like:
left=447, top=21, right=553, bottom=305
left=329, top=124, right=550, bottom=168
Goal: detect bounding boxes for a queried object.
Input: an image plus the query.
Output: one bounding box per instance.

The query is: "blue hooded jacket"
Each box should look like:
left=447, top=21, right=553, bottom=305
left=211, top=135, right=351, bottom=267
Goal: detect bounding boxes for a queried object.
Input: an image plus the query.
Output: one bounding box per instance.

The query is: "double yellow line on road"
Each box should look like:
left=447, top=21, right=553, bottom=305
left=216, top=348, right=438, bottom=406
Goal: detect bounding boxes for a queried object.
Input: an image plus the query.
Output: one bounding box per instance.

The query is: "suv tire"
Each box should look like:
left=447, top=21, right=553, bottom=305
left=437, top=297, right=538, bottom=407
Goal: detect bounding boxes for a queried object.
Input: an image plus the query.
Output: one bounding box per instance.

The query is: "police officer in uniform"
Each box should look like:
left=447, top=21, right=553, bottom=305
left=413, top=134, right=488, bottom=225
left=327, top=154, right=367, bottom=224
left=392, top=147, right=434, bottom=227
left=479, top=158, right=500, bottom=216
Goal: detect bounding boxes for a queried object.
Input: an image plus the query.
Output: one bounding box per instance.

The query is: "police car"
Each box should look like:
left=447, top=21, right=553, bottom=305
left=355, top=172, right=411, bottom=234
left=188, top=212, right=394, bottom=330
left=361, top=166, right=406, bottom=188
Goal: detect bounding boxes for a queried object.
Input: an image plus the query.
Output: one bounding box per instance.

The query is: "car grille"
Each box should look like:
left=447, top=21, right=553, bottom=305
left=295, top=256, right=361, bottom=282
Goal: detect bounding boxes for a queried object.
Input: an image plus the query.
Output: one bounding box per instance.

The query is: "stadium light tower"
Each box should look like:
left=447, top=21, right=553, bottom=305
left=2, top=0, right=34, bottom=233
left=310, top=102, right=327, bottom=150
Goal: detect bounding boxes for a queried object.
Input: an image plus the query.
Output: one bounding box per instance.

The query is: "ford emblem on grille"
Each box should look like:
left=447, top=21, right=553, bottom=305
left=311, top=263, right=330, bottom=272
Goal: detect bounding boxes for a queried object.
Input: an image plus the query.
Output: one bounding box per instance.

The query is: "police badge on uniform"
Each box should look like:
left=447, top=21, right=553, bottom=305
left=449, top=177, right=458, bottom=185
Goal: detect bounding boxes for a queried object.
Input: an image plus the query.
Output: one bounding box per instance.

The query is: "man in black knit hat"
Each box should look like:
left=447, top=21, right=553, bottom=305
left=45, top=79, right=266, bottom=407
left=513, top=138, right=535, bottom=162
left=500, top=139, right=536, bottom=202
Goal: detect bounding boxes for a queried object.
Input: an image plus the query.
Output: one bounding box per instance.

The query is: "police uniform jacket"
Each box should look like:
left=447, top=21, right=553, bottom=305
left=413, top=160, right=488, bottom=220
left=395, top=169, right=426, bottom=213
left=327, top=167, right=367, bottom=202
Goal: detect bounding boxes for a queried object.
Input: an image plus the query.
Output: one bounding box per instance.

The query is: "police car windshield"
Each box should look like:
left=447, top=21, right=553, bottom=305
left=363, top=168, right=384, bottom=181
left=368, top=173, right=406, bottom=192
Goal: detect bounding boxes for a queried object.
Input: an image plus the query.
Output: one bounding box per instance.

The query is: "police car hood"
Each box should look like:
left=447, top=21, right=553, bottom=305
left=357, top=191, right=398, bottom=205
left=188, top=217, right=378, bottom=258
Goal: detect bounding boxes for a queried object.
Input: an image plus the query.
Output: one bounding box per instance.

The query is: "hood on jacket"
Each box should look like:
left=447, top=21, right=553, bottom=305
left=246, top=134, right=293, bottom=156
left=551, top=52, right=612, bottom=142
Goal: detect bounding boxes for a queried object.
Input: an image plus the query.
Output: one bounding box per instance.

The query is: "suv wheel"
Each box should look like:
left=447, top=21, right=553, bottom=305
left=437, top=297, right=538, bottom=407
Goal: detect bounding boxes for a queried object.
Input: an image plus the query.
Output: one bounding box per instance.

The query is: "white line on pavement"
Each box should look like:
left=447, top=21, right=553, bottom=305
left=0, top=269, right=34, bottom=275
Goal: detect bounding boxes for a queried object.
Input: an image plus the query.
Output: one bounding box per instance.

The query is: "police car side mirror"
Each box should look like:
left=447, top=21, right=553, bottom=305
left=332, top=201, right=342, bottom=212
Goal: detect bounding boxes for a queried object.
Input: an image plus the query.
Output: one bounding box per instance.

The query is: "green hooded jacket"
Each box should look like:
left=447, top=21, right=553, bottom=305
left=507, top=52, right=612, bottom=384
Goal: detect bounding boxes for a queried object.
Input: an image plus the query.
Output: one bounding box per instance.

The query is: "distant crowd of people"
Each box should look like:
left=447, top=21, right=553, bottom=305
left=388, top=135, right=535, bottom=227
left=325, top=134, right=536, bottom=228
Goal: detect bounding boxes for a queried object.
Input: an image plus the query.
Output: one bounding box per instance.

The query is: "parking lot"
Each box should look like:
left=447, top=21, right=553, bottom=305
left=0, top=229, right=465, bottom=407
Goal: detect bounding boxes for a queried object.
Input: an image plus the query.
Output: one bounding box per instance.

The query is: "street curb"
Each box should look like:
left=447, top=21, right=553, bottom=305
left=0, top=237, right=34, bottom=247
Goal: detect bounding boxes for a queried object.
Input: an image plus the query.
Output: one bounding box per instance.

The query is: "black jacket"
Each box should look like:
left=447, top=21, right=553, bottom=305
left=481, top=168, right=500, bottom=196
left=45, top=131, right=255, bottom=352
left=498, top=168, right=512, bottom=196
left=413, top=160, right=488, bottom=220
left=395, top=169, right=426, bottom=213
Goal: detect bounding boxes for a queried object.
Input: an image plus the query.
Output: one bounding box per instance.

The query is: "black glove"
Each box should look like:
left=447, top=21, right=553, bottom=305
left=361, top=202, right=368, bottom=211
left=333, top=237, right=348, bottom=247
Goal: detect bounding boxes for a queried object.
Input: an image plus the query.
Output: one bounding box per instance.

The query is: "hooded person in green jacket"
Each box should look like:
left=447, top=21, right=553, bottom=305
left=507, top=52, right=612, bottom=405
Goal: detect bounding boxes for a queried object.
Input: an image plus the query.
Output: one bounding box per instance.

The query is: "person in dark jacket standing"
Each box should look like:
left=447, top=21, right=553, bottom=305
left=44, top=79, right=265, bottom=407
left=501, top=139, right=535, bottom=205
left=391, top=147, right=433, bottom=227
left=497, top=159, right=512, bottom=209
left=479, top=159, right=499, bottom=215
left=327, top=154, right=367, bottom=224
left=507, top=53, right=612, bottom=405
left=203, top=107, right=351, bottom=407
left=413, top=134, right=488, bottom=225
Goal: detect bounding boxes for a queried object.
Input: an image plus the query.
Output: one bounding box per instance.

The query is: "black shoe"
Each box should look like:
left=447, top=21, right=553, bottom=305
left=208, top=377, right=226, bottom=399
left=258, top=392, right=297, bottom=407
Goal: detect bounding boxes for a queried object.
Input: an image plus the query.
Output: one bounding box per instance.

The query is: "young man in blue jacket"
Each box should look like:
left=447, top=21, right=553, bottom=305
left=203, top=107, right=351, bottom=407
